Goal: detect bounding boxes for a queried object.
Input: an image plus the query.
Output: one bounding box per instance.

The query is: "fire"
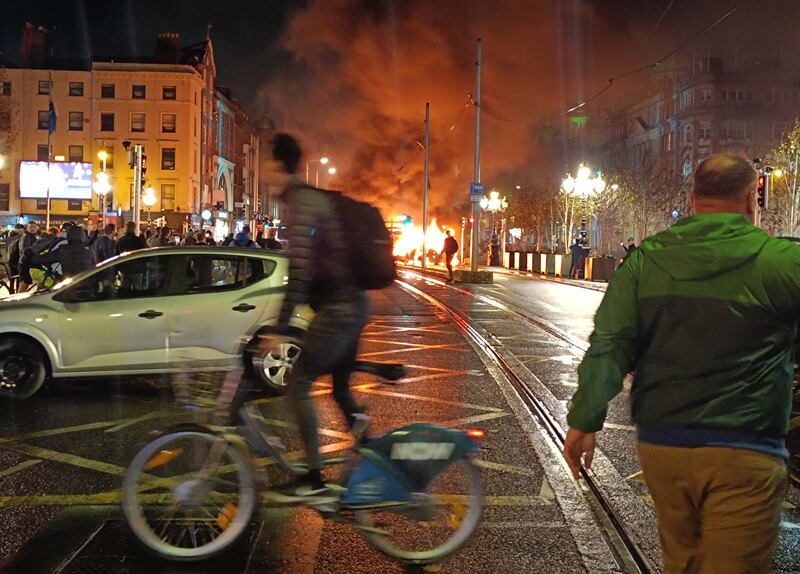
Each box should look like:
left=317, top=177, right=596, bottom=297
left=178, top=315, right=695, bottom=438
left=392, top=218, right=459, bottom=267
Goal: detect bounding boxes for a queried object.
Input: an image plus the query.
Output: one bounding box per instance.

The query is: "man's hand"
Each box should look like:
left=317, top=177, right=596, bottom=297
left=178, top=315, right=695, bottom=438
left=563, top=428, right=596, bottom=480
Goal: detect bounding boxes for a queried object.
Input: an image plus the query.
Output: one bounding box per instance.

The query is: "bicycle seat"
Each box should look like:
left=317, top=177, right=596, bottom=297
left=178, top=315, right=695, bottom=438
left=353, top=361, right=406, bottom=381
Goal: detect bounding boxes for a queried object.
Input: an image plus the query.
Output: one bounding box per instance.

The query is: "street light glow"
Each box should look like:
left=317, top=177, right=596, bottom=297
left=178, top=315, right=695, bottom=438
left=774, top=168, right=784, bottom=178
left=328, top=167, right=337, bottom=175
left=0, top=155, right=4, bottom=170
left=320, top=157, right=329, bottom=165
left=97, top=150, right=108, bottom=161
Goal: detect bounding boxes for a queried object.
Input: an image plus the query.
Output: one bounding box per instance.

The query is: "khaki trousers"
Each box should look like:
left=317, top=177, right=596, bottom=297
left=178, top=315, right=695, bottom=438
left=638, top=442, right=787, bottom=574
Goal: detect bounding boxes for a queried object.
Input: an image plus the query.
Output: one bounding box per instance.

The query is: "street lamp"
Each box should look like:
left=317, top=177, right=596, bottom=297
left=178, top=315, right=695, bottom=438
left=142, top=186, right=156, bottom=222
left=561, top=163, right=606, bottom=248
left=306, top=157, right=331, bottom=187
left=479, top=189, right=508, bottom=235
left=93, top=171, right=111, bottom=228
left=0, top=155, right=5, bottom=170
left=328, top=166, right=336, bottom=175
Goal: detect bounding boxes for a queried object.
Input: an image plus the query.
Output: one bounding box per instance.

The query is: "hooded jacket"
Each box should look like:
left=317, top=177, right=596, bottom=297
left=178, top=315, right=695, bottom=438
left=229, top=232, right=258, bottom=248
left=567, top=213, right=800, bottom=454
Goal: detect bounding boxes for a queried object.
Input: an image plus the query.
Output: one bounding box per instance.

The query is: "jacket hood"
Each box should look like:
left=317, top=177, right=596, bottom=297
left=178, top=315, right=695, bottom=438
left=641, top=213, right=769, bottom=281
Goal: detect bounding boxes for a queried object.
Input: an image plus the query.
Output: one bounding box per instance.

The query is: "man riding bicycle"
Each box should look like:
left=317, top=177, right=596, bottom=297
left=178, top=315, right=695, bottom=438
left=259, top=133, right=370, bottom=498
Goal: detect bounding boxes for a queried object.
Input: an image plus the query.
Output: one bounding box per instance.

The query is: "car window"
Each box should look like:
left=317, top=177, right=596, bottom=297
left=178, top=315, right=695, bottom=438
left=57, top=256, right=171, bottom=302
left=182, top=255, right=275, bottom=294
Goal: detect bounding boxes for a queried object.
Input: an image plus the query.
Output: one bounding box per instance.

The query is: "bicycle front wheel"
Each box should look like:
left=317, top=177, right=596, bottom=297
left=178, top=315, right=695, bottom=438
left=354, top=458, right=483, bottom=564
left=122, top=429, right=257, bottom=561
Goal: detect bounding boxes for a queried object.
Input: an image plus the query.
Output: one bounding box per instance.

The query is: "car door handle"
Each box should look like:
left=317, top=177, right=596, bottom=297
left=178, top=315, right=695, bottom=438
left=232, top=303, right=256, bottom=313
left=138, top=310, right=164, bottom=319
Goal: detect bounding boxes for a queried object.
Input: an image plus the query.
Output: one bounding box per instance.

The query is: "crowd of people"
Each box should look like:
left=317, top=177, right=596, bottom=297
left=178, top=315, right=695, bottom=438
left=0, top=220, right=283, bottom=291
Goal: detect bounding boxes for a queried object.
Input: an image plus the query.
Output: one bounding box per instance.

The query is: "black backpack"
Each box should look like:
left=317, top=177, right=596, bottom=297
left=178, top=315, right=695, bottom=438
left=330, top=191, right=396, bottom=290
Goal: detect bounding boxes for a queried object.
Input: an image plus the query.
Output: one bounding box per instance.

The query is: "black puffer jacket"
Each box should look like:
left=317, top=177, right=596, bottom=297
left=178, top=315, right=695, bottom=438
left=29, top=227, right=95, bottom=277
left=277, top=180, right=359, bottom=329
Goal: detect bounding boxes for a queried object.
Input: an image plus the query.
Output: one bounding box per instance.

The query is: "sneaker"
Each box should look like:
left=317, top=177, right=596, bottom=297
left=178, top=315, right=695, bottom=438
left=274, top=469, right=329, bottom=501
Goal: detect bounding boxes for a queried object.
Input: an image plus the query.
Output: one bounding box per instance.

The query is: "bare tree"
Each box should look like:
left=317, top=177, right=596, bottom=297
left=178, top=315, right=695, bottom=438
left=766, top=120, right=800, bottom=237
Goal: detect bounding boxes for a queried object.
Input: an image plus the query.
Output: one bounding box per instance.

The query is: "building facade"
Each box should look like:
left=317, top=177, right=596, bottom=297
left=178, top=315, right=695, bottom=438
left=0, top=27, right=262, bottom=235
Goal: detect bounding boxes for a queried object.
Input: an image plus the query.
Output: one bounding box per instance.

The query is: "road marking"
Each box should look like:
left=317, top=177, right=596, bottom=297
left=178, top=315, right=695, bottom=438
left=400, top=371, right=472, bottom=384
left=604, top=422, right=635, bottom=431
left=0, top=459, right=42, bottom=479
left=355, top=387, right=504, bottom=412
left=259, top=418, right=351, bottom=440
left=104, top=411, right=165, bottom=433
left=0, top=442, right=127, bottom=478
left=359, top=343, right=470, bottom=359
left=439, top=411, right=510, bottom=428
left=0, top=420, right=121, bottom=444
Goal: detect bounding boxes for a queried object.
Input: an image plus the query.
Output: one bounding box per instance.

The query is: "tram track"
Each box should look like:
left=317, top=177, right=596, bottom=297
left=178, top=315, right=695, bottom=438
left=395, top=276, right=658, bottom=574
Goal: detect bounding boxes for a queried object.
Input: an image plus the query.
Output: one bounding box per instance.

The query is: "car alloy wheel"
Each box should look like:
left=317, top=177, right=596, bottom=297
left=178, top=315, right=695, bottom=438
left=0, top=339, right=47, bottom=399
left=252, top=339, right=302, bottom=392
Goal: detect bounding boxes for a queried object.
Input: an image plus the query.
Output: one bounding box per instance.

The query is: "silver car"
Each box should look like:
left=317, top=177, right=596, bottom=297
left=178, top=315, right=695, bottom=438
left=0, top=247, right=308, bottom=399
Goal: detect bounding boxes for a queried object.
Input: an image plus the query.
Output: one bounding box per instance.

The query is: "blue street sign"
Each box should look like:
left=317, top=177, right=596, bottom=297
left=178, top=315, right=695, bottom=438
left=470, top=182, right=484, bottom=195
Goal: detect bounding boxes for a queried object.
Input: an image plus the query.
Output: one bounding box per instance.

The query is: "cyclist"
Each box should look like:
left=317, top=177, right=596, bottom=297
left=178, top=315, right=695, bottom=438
left=259, top=133, right=370, bottom=497
left=564, top=154, right=800, bottom=574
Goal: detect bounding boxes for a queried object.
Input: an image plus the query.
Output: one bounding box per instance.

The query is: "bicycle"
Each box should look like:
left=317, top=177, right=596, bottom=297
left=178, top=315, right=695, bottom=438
left=121, top=359, right=485, bottom=565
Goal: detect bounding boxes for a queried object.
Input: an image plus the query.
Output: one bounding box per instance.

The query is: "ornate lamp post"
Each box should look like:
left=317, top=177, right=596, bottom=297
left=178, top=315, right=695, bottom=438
left=561, top=164, right=606, bottom=247
left=142, top=186, right=156, bottom=223
left=93, top=152, right=111, bottom=228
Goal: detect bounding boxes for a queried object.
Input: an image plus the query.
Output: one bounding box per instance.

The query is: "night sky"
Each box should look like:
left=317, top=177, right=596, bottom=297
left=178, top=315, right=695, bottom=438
left=2, top=0, right=798, bottom=220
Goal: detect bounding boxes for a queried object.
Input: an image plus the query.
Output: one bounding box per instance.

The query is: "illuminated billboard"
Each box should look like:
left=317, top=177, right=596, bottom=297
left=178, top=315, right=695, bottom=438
left=19, top=161, right=93, bottom=200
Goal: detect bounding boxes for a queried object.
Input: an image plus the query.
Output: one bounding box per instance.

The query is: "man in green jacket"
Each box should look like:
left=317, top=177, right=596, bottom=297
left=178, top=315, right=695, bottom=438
left=564, top=154, right=798, bottom=574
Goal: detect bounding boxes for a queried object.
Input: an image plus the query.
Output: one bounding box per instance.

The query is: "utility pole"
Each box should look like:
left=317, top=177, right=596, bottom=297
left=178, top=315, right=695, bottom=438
left=422, top=102, right=430, bottom=270
left=470, top=38, right=483, bottom=272
left=133, top=144, right=143, bottom=235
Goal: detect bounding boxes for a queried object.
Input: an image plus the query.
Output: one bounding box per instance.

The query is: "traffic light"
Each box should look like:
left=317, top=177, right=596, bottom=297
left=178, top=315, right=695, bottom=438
left=141, top=154, right=147, bottom=176
left=469, top=216, right=474, bottom=224
left=757, top=173, right=770, bottom=209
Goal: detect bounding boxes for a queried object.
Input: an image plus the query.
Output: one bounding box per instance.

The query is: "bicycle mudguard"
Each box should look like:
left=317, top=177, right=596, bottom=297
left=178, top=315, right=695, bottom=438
left=341, top=424, right=477, bottom=505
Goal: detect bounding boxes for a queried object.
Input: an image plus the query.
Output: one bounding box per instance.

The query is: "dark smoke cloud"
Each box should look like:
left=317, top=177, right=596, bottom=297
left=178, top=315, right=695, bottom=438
left=260, top=0, right=798, bottom=226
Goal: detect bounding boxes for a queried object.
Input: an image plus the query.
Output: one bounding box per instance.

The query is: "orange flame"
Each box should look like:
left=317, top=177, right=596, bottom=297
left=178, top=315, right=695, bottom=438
left=392, top=218, right=458, bottom=267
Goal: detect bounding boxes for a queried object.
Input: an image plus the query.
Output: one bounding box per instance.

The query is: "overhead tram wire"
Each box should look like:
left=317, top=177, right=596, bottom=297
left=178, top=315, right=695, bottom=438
left=564, top=0, right=751, bottom=114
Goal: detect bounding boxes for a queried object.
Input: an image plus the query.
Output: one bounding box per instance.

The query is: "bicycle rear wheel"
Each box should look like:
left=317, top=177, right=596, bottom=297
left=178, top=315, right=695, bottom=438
left=353, top=458, right=483, bottom=564
left=122, top=429, right=256, bottom=560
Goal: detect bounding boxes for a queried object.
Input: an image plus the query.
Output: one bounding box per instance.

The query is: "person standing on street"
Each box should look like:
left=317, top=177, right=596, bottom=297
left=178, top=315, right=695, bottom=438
left=92, top=223, right=117, bottom=263
left=28, top=226, right=95, bottom=279
left=228, top=225, right=259, bottom=248
left=148, top=226, right=172, bottom=247
left=116, top=221, right=146, bottom=254
left=568, top=237, right=584, bottom=279
left=564, top=154, right=799, bottom=574
left=441, top=229, right=458, bottom=283
left=258, top=132, right=370, bottom=498
left=15, top=222, right=41, bottom=292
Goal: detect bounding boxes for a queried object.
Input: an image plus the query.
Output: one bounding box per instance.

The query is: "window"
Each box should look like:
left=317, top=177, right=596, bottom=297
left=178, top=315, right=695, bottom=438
left=182, top=256, right=274, bottom=294
left=100, top=112, right=114, bottom=132
left=161, top=147, right=176, bottom=170
left=700, top=89, right=712, bottom=102
left=56, top=256, right=172, bottom=302
left=684, top=125, right=693, bottom=144
left=68, top=145, right=83, bottom=162
left=720, top=90, right=728, bottom=102
left=131, top=112, right=146, bottom=132
left=719, top=126, right=728, bottom=140
left=0, top=81, right=11, bottom=96
left=774, top=124, right=786, bottom=141
left=132, top=84, right=146, bottom=99
left=69, top=111, right=84, bottom=131
left=101, top=84, right=115, bottom=99
left=68, top=199, right=83, bottom=211
left=664, top=131, right=673, bottom=152
left=68, top=82, right=84, bottom=96
left=38, top=110, right=49, bottom=130
left=98, top=146, right=114, bottom=169
left=699, top=126, right=712, bottom=141
left=37, top=144, right=49, bottom=161
left=737, top=91, right=745, bottom=102
left=38, top=81, right=50, bottom=95
left=0, top=183, right=9, bottom=211
left=745, top=90, right=754, bottom=102
left=163, top=86, right=176, bottom=100
left=161, top=183, right=176, bottom=210
left=36, top=199, right=48, bottom=210
left=161, top=113, right=176, bottom=133
left=766, top=91, right=774, bottom=103
left=0, top=112, right=9, bottom=131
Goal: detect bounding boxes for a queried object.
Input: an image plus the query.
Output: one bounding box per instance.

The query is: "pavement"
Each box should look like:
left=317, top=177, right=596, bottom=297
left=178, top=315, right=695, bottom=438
left=0, top=284, right=620, bottom=574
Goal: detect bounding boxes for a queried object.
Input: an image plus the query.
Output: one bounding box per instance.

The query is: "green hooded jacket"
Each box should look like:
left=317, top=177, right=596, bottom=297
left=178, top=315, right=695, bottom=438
left=567, top=213, right=800, bottom=443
